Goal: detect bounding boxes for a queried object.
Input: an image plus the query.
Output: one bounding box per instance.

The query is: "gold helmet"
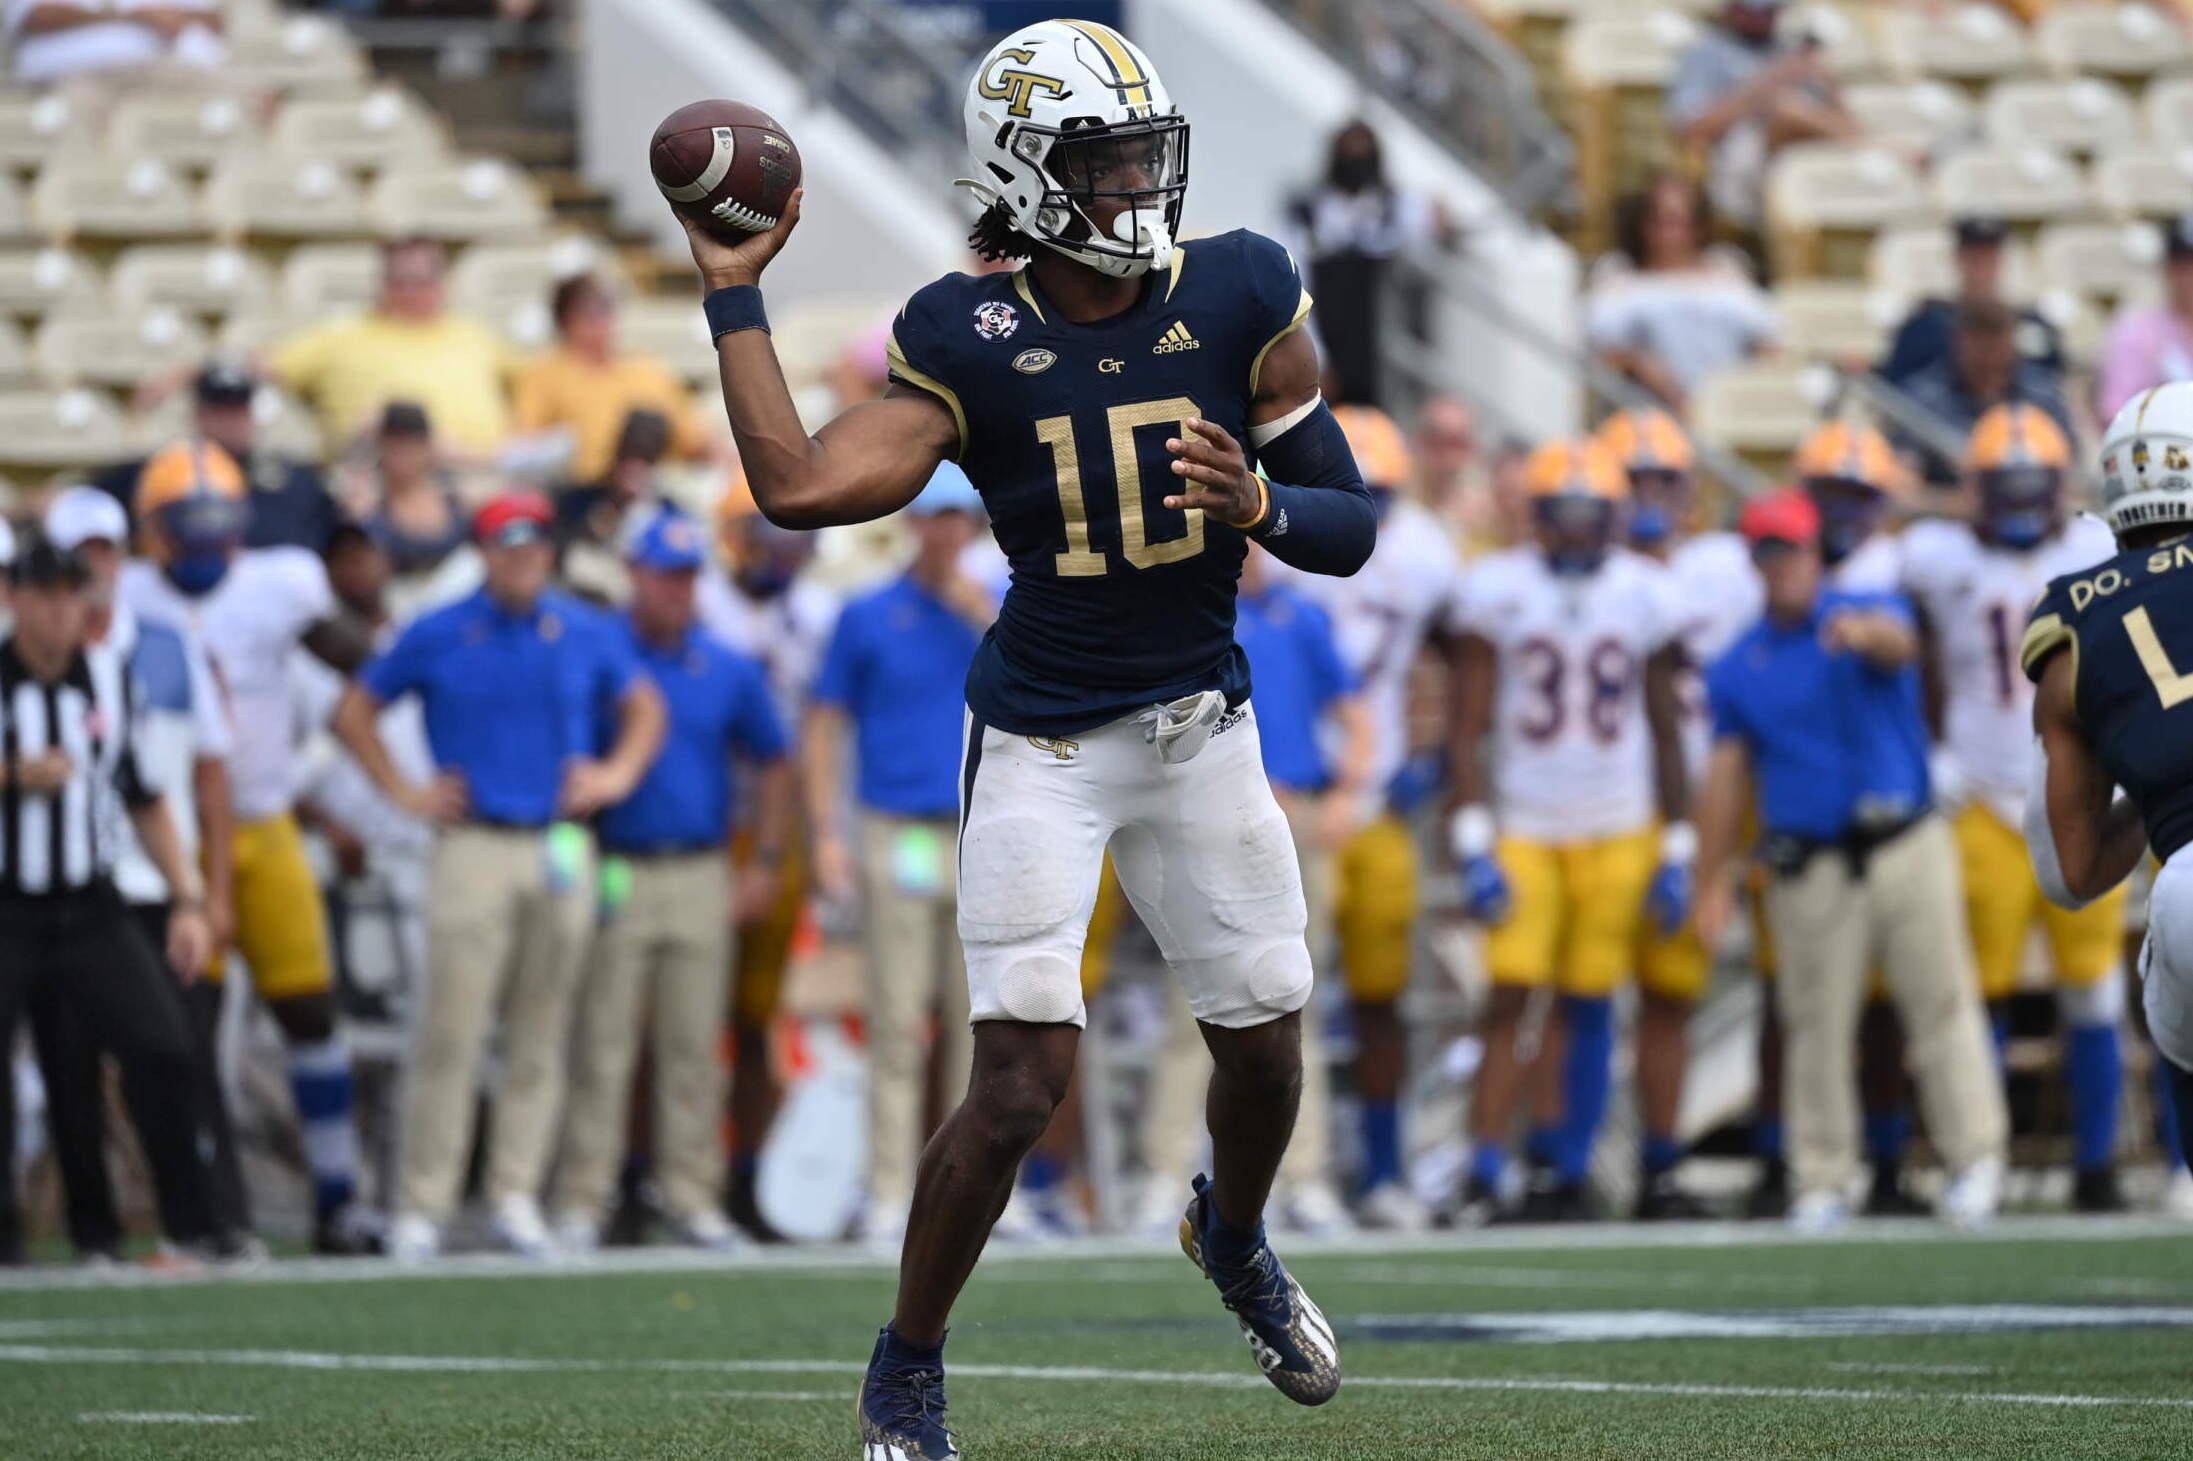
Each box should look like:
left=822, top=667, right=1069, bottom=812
left=1332, top=403, right=1415, bottom=491
left=1793, top=419, right=1907, bottom=565
left=1594, top=408, right=1694, bottom=547
left=1965, top=402, right=2072, bottom=549
left=137, top=439, right=247, bottom=595
left=1523, top=438, right=1626, bottom=575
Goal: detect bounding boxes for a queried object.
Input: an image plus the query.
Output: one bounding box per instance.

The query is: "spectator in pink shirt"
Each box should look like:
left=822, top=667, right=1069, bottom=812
left=2097, top=214, right=2193, bottom=421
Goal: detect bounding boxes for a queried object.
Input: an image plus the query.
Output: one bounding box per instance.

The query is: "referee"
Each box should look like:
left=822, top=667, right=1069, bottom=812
left=0, top=535, right=217, bottom=1263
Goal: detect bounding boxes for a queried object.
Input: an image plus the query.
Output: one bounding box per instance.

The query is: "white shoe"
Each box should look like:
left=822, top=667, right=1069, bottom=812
left=1939, top=1156, right=2004, bottom=1230
left=665, top=1208, right=743, bottom=1252
left=853, top=1203, right=909, bottom=1250
left=1356, top=1179, right=1428, bottom=1232
left=1789, top=1191, right=1851, bottom=1234
left=552, top=1212, right=600, bottom=1256
left=386, top=1212, right=441, bottom=1264
left=489, top=1194, right=556, bottom=1259
left=1277, top=1180, right=1356, bottom=1238
left=2165, top=1168, right=2193, bottom=1218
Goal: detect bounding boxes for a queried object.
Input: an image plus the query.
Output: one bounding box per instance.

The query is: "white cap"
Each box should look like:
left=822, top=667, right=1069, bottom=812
left=44, top=484, right=128, bottom=552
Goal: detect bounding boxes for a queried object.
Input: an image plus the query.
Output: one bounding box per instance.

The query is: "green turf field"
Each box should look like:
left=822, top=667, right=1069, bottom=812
left=5, top=1219, right=2193, bottom=1459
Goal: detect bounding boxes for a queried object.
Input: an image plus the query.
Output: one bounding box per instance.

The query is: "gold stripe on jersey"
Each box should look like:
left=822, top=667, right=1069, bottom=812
left=1249, top=288, right=1314, bottom=397
left=2021, top=611, right=2072, bottom=679
left=1165, top=244, right=1187, bottom=302
left=1011, top=268, right=1048, bottom=324
left=886, top=328, right=969, bottom=461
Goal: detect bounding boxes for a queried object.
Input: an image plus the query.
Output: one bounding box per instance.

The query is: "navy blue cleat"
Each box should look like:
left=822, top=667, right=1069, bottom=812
left=1179, top=1173, right=1342, bottom=1405
left=857, top=1328, right=959, bottom=1460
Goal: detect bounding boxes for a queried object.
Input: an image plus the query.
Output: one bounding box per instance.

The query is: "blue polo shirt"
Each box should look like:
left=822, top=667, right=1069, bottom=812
left=361, top=588, right=640, bottom=827
left=1235, top=585, right=1355, bottom=793
left=596, top=619, right=786, bottom=853
left=1706, top=589, right=1931, bottom=841
left=811, top=573, right=982, bottom=818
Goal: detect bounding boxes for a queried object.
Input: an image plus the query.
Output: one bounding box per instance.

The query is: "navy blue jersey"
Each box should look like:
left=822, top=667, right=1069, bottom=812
left=887, top=229, right=1313, bottom=736
left=2023, top=536, right=2193, bottom=861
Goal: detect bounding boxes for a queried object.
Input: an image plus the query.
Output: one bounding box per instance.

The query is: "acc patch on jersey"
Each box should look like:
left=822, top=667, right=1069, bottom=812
left=972, top=300, right=1020, bottom=341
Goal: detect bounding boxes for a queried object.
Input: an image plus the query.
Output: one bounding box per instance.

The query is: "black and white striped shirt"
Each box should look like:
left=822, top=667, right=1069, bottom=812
left=0, top=636, right=159, bottom=898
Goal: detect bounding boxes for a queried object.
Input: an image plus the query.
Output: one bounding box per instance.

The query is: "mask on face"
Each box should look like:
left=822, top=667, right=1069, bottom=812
left=1332, top=153, right=1378, bottom=191
left=164, top=549, right=233, bottom=597
left=1628, top=505, right=1673, bottom=548
left=1807, top=483, right=1884, bottom=567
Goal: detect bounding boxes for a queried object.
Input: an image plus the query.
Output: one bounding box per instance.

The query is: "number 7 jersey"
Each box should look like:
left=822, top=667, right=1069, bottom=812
left=1453, top=546, right=1682, bottom=841
left=887, top=229, right=1313, bottom=737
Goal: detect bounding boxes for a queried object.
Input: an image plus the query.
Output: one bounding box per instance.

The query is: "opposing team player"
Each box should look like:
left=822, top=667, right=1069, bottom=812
left=1595, top=408, right=1758, bottom=1216
left=2026, top=381, right=2193, bottom=1183
left=670, top=21, right=1374, bottom=1457
left=1906, top=406, right=2126, bottom=1210
left=1446, top=439, right=1691, bottom=1223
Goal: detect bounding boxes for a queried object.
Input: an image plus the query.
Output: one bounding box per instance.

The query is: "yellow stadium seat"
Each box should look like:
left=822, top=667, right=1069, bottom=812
left=1868, top=223, right=2038, bottom=302
left=224, top=15, right=369, bottom=92
left=613, top=298, right=721, bottom=388
left=1774, top=279, right=1908, bottom=362
left=107, top=93, right=255, bottom=172
left=0, top=93, right=93, bottom=169
left=1844, top=81, right=1977, bottom=155
left=1981, top=78, right=2139, bottom=158
left=1692, top=360, right=1835, bottom=468
left=2035, top=2, right=2189, bottom=83
left=1883, top=3, right=2035, bottom=84
left=29, top=156, right=203, bottom=242
left=369, top=159, right=550, bottom=242
left=2142, top=77, right=2193, bottom=150
left=0, top=388, right=127, bottom=471
left=108, top=244, right=277, bottom=317
left=281, top=242, right=381, bottom=318
left=2091, top=141, right=2193, bottom=220
left=1933, top=145, right=2089, bottom=224
left=1767, top=142, right=1932, bottom=277
left=33, top=307, right=209, bottom=389
left=0, top=249, right=101, bottom=320
left=2034, top=220, right=2164, bottom=311
left=203, top=156, right=372, bottom=240
left=274, top=87, right=450, bottom=172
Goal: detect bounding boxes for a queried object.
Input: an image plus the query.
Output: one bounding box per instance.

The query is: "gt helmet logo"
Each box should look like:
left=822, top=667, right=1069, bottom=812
left=977, top=47, right=1071, bottom=119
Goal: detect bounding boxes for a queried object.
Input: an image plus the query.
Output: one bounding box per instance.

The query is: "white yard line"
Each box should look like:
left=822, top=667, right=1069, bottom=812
left=1, top=1214, right=2187, bottom=1293
left=2, top=1343, right=2189, bottom=1411
left=77, top=1412, right=253, bottom=1424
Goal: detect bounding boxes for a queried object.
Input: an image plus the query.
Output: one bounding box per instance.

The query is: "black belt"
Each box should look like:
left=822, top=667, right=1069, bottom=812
left=0, top=878, right=120, bottom=918
left=603, top=844, right=721, bottom=862
left=466, top=817, right=552, bottom=833
left=1761, top=809, right=1928, bottom=881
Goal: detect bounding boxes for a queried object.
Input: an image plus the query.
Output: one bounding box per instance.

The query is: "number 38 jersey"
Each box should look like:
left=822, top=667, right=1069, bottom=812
left=888, top=229, right=1313, bottom=737
left=1454, top=546, right=1681, bottom=841
left=1904, top=515, right=2115, bottom=827
left=2025, top=534, right=2193, bottom=863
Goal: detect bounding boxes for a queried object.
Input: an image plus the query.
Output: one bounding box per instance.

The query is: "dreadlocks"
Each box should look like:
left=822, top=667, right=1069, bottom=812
left=969, top=200, right=1034, bottom=264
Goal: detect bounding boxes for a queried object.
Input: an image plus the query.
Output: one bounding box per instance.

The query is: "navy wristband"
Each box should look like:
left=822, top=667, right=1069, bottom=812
left=704, top=285, right=769, bottom=342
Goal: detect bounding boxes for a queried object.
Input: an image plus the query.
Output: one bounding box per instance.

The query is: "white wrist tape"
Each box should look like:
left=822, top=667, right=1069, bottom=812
left=1449, top=804, right=1496, bottom=861
left=1659, top=821, right=1697, bottom=867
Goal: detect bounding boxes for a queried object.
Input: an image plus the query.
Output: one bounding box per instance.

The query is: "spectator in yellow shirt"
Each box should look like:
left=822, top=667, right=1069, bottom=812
left=510, top=276, right=710, bottom=490
left=270, top=238, right=516, bottom=461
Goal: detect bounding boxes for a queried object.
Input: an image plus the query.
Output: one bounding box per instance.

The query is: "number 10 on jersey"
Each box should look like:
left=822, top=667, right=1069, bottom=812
left=1038, top=396, right=1205, bottom=575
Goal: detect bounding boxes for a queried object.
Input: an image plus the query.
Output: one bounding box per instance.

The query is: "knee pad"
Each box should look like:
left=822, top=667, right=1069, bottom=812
left=1193, top=939, right=1312, bottom=1030
left=2057, top=973, right=2126, bottom=1028
left=986, top=953, right=1087, bottom=1026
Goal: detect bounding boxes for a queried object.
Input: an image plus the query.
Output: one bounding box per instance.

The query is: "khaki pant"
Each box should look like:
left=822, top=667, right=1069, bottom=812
left=1764, top=815, right=2007, bottom=1201
left=556, top=852, right=733, bottom=1224
left=1145, top=793, right=1337, bottom=1191
left=861, top=813, right=973, bottom=1212
left=397, top=826, right=596, bottom=1221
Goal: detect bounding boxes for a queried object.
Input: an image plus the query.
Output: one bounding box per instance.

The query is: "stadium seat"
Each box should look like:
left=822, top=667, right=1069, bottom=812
left=108, top=244, right=277, bottom=318
left=0, top=175, right=31, bottom=244
left=369, top=160, right=551, bottom=242
left=1844, top=81, right=1977, bottom=155
left=281, top=242, right=381, bottom=318
left=0, top=248, right=100, bottom=321
left=274, top=88, right=451, bottom=173
left=1691, top=360, right=1834, bottom=467
left=2145, top=76, right=2193, bottom=150
left=33, top=307, right=209, bottom=389
left=224, top=14, right=370, bottom=92
left=128, top=383, right=325, bottom=462
left=0, top=318, right=31, bottom=385
left=1882, top=3, right=2035, bottom=83
left=2035, top=220, right=2164, bottom=310
left=448, top=236, right=626, bottom=343
left=1933, top=145, right=2089, bottom=224
left=0, top=93, right=93, bottom=169
left=1563, top=7, right=1698, bottom=87
left=1773, top=280, right=1907, bottom=362
left=2038, top=287, right=2110, bottom=364
left=1981, top=78, right=2139, bottom=158
left=29, top=156, right=203, bottom=242
left=614, top=298, right=721, bottom=388
left=773, top=297, right=901, bottom=394
left=0, top=388, right=127, bottom=471
left=2091, top=142, right=2193, bottom=220
left=1562, top=8, right=1700, bottom=248
left=108, top=93, right=256, bottom=173
left=1777, top=3, right=1886, bottom=82
left=2034, top=2, right=2189, bottom=84
left=1868, top=224, right=2038, bottom=302
left=213, top=311, right=296, bottom=356
left=1766, top=143, right=1931, bottom=277
left=203, top=157, right=372, bottom=240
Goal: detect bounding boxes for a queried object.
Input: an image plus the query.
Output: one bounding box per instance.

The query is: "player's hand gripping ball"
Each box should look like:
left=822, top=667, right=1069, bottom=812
left=651, top=100, right=801, bottom=244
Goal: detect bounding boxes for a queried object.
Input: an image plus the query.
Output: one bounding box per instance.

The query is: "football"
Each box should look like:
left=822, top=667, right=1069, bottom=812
left=649, top=99, right=801, bottom=245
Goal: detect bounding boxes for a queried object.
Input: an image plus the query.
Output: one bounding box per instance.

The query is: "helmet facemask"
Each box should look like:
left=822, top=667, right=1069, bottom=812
left=1976, top=464, right=2061, bottom=551
left=1624, top=467, right=1690, bottom=549
left=985, top=113, right=1188, bottom=279
left=1804, top=477, right=1886, bottom=567
left=1534, top=493, right=1618, bottom=577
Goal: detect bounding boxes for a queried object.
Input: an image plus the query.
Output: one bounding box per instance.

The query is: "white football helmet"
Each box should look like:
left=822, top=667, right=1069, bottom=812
left=958, top=20, right=1188, bottom=279
left=2100, top=382, right=2193, bottom=538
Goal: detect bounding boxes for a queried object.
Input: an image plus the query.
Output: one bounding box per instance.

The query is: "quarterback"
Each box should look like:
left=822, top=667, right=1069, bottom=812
left=673, top=20, right=1375, bottom=1459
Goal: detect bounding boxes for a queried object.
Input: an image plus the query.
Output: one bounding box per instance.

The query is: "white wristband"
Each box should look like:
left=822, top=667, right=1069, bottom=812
left=1449, top=804, right=1496, bottom=860
left=1659, top=821, right=1697, bottom=867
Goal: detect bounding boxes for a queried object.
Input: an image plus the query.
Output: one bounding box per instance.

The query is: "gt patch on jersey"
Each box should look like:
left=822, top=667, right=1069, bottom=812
left=889, top=229, right=1314, bottom=737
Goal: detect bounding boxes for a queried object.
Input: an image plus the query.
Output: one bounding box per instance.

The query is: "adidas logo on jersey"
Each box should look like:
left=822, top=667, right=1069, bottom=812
left=1153, top=320, right=1201, bottom=354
